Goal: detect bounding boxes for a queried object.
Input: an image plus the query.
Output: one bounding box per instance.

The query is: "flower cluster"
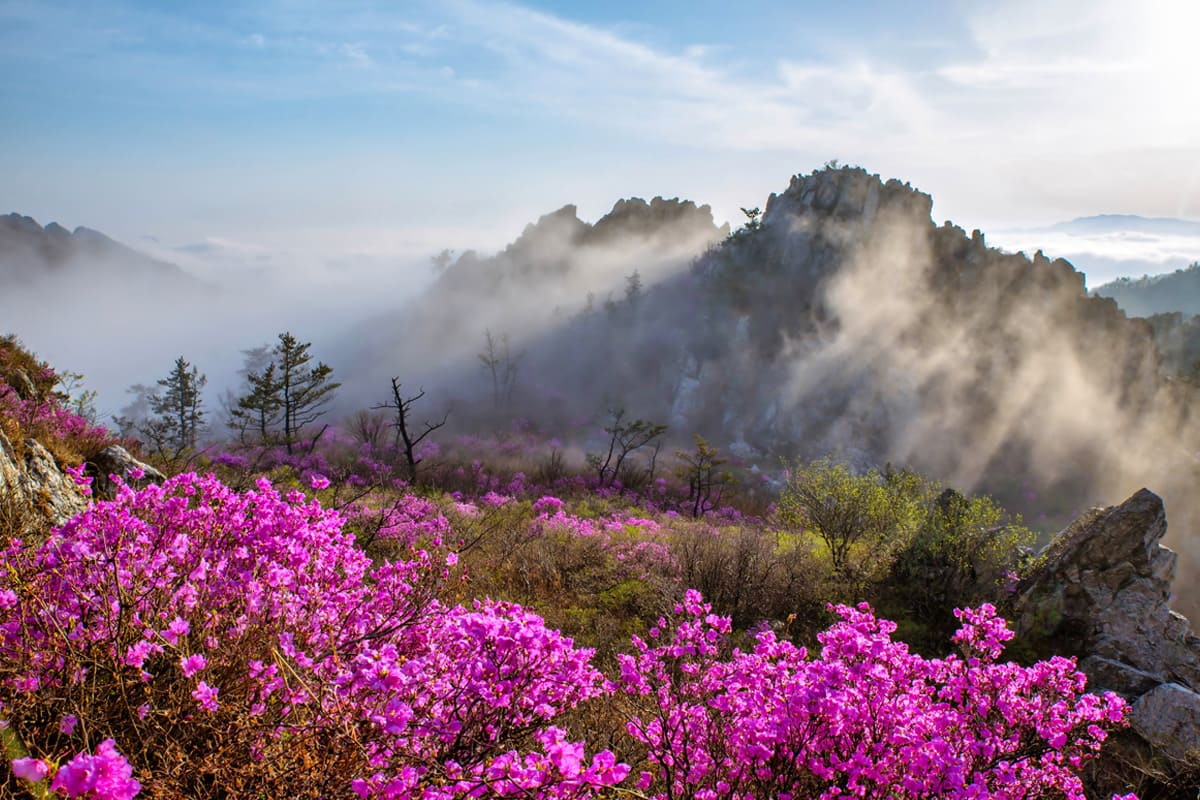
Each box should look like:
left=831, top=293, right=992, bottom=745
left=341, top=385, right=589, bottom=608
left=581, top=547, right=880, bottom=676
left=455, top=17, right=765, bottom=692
left=532, top=505, right=679, bottom=581
left=11, top=739, right=140, bottom=800
left=618, top=591, right=1131, bottom=800
left=0, top=465, right=1137, bottom=798
left=0, top=473, right=618, bottom=798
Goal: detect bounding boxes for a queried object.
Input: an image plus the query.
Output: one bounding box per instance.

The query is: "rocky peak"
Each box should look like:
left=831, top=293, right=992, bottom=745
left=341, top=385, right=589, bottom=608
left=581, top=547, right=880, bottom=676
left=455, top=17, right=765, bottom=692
left=761, top=166, right=933, bottom=233
left=586, top=197, right=725, bottom=245
left=0, top=211, right=193, bottom=285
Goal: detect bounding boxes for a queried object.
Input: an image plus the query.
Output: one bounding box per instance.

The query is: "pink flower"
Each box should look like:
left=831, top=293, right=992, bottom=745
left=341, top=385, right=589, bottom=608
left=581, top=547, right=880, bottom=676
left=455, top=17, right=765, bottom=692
left=50, top=739, right=140, bottom=799
left=60, top=713, right=78, bottom=734
left=533, top=496, right=565, bottom=514
left=192, top=681, right=219, bottom=712
left=11, top=757, right=49, bottom=782
left=309, top=474, right=330, bottom=490
left=180, top=654, right=207, bottom=677
left=445, top=552, right=459, bottom=567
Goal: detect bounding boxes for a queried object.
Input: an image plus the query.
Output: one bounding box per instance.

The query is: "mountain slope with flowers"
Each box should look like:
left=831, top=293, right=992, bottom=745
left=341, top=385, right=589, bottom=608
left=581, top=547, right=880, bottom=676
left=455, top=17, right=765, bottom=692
left=1, top=333, right=1197, bottom=798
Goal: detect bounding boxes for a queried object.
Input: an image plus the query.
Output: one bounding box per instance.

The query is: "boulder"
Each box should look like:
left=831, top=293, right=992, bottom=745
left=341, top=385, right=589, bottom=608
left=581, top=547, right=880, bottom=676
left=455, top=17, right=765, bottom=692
left=0, top=428, right=88, bottom=530
left=1013, top=488, right=1200, bottom=767
left=24, top=439, right=88, bottom=525
left=1130, top=683, right=1200, bottom=759
left=87, top=445, right=165, bottom=499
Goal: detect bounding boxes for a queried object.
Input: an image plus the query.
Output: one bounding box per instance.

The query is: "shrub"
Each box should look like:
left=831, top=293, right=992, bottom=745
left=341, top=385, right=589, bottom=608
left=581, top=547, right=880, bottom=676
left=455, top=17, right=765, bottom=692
left=618, top=592, right=1132, bottom=800
left=0, top=473, right=621, bottom=798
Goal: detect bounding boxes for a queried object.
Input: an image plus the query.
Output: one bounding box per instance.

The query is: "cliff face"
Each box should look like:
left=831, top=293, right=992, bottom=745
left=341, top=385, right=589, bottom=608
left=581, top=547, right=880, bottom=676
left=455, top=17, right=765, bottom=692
left=586, top=167, right=1172, bottom=527
left=338, top=196, right=728, bottom=404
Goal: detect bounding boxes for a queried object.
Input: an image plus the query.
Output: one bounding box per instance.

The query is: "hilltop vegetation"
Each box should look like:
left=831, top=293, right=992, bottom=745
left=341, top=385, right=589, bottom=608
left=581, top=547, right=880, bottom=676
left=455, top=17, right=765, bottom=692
left=1093, top=263, right=1200, bottom=318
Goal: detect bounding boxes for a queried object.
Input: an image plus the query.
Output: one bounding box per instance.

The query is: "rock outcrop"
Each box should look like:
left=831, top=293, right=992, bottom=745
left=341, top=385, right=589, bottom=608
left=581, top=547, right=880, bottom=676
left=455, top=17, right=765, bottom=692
left=1012, top=488, right=1200, bottom=774
left=87, top=444, right=165, bottom=499
left=0, top=427, right=88, bottom=529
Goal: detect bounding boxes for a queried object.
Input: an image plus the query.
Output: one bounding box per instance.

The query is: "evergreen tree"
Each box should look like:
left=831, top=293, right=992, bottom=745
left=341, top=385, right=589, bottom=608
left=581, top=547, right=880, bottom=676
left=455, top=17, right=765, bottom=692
left=229, top=332, right=340, bottom=452
left=229, top=361, right=281, bottom=445
left=151, top=357, right=206, bottom=452
left=117, top=357, right=207, bottom=460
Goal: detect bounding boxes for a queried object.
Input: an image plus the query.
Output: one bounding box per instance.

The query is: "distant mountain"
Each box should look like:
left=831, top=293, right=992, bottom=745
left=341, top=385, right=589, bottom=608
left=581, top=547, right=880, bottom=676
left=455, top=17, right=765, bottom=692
left=988, top=214, right=1200, bottom=287
left=338, top=195, right=728, bottom=401
left=1051, top=214, right=1200, bottom=238
left=1092, top=262, right=1200, bottom=318
left=0, top=212, right=198, bottom=288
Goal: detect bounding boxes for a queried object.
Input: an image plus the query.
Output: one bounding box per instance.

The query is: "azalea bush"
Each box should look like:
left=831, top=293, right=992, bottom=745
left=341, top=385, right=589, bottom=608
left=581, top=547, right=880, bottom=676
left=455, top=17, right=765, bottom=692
left=0, top=472, right=1137, bottom=798
left=0, top=472, right=619, bottom=798
left=0, top=337, right=114, bottom=468
left=618, top=591, right=1132, bottom=800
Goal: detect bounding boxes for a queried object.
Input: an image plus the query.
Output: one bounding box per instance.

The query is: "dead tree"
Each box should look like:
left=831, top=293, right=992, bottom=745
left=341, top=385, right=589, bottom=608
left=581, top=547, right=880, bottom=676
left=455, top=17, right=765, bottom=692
left=478, top=330, right=522, bottom=412
left=586, top=407, right=668, bottom=489
left=373, top=378, right=449, bottom=483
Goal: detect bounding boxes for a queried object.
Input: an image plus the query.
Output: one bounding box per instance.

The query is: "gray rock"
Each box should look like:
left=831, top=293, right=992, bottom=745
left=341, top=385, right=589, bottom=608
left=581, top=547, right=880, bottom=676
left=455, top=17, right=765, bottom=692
left=0, top=426, right=90, bottom=529
left=1080, top=654, right=1161, bottom=698
left=1130, top=683, right=1200, bottom=762
left=0, top=427, right=21, bottom=498
left=21, top=440, right=88, bottom=526
left=1013, top=488, right=1200, bottom=774
left=87, top=445, right=164, bottom=499
left=10, top=369, right=37, bottom=401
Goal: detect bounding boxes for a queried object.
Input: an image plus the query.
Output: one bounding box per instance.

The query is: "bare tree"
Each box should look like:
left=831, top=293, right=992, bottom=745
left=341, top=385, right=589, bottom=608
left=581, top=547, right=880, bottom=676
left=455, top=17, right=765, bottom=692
left=676, top=435, right=734, bottom=517
left=373, top=378, right=449, bottom=483
left=586, top=407, right=668, bottom=489
left=347, top=409, right=389, bottom=450
left=478, top=329, right=522, bottom=412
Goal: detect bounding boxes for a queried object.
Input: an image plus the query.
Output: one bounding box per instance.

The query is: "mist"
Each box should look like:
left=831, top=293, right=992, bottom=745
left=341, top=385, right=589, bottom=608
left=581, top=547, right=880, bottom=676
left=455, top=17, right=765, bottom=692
left=0, top=213, right=429, bottom=419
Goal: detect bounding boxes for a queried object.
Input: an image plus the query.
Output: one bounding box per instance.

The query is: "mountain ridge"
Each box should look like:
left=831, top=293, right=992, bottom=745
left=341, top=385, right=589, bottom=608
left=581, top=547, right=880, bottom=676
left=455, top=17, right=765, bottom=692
left=0, top=211, right=198, bottom=288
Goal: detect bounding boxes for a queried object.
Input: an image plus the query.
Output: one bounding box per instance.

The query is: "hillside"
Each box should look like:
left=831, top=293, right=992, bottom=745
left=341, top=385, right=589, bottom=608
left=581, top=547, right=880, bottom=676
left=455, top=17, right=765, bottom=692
left=3, top=330, right=1200, bottom=796
left=343, top=166, right=1193, bottom=536
left=1093, top=263, right=1200, bottom=317
left=0, top=212, right=198, bottom=289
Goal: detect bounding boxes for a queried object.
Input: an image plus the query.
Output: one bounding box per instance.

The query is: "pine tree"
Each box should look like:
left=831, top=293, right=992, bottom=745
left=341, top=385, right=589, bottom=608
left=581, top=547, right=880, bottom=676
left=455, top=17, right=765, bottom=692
left=151, top=357, right=206, bottom=452
left=274, top=332, right=340, bottom=453
left=117, top=357, right=207, bottom=460
left=229, top=361, right=282, bottom=445
left=229, top=333, right=340, bottom=452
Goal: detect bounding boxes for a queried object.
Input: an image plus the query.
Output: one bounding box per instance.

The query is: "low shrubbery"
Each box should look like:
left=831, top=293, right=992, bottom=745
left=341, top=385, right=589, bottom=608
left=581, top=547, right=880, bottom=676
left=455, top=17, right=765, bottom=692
left=0, top=337, right=116, bottom=470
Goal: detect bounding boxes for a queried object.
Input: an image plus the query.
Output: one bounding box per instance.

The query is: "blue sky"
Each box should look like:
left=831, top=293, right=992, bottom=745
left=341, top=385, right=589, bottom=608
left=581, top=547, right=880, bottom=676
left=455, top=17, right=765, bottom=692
left=2, top=0, right=1199, bottom=277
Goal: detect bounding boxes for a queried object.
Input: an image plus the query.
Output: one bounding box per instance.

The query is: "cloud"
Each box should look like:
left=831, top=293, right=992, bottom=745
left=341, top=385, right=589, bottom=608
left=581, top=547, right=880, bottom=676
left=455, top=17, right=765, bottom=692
left=988, top=221, right=1200, bottom=287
